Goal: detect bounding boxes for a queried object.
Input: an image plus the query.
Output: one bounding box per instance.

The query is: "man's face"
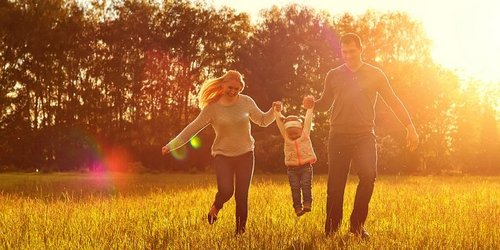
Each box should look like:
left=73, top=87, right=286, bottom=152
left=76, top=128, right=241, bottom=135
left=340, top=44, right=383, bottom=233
left=341, top=41, right=362, bottom=65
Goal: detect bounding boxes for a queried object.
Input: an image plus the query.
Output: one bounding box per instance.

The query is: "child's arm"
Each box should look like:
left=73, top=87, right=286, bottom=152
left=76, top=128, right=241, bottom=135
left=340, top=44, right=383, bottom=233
left=273, top=102, right=287, bottom=138
left=303, top=108, right=314, bottom=136
left=274, top=111, right=287, bottom=138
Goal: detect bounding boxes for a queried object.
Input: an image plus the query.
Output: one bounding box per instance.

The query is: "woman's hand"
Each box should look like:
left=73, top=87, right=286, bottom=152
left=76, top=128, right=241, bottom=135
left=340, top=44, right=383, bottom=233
left=161, top=145, right=170, bottom=155
left=272, top=101, right=283, bottom=112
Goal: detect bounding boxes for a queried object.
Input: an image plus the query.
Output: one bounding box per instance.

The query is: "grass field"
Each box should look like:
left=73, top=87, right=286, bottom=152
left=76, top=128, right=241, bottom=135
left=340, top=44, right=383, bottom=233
left=0, top=173, right=499, bottom=249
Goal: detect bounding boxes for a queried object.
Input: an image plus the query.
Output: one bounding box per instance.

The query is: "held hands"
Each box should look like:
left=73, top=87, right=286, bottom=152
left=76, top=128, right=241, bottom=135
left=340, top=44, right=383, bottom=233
left=272, top=101, right=283, bottom=113
left=302, top=95, right=315, bottom=109
left=273, top=97, right=313, bottom=113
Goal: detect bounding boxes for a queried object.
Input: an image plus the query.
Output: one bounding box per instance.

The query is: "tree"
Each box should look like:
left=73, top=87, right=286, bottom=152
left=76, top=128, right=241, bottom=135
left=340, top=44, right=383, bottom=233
left=236, top=4, right=341, bottom=171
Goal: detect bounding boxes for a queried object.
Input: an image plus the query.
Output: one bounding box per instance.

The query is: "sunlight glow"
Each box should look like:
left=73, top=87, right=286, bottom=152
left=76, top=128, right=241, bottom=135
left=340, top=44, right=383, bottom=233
left=210, top=0, right=500, bottom=83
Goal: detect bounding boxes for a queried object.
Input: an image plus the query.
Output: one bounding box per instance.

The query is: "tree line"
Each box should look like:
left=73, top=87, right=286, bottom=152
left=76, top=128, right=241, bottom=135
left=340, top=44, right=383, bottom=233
left=1, top=0, right=498, bottom=174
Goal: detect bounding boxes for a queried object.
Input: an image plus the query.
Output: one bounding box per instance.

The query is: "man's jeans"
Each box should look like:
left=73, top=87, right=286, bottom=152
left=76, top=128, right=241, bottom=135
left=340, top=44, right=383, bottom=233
left=287, top=164, right=313, bottom=208
left=325, top=132, right=377, bottom=233
left=213, top=151, right=254, bottom=233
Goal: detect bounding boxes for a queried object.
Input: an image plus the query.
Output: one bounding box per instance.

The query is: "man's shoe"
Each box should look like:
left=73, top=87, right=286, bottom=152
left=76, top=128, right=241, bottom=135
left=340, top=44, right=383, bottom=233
left=325, top=229, right=338, bottom=237
left=235, top=227, right=246, bottom=235
left=325, top=220, right=340, bottom=236
left=350, top=226, right=370, bottom=239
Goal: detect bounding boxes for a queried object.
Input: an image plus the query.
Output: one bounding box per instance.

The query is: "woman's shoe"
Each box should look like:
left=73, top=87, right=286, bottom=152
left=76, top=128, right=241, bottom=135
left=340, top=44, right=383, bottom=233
left=303, top=203, right=312, bottom=212
left=295, top=207, right=305, bottom=217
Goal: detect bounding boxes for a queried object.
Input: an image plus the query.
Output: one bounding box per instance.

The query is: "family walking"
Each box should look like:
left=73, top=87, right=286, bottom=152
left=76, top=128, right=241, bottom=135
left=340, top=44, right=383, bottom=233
left=162, top=33, right=419, bottom=238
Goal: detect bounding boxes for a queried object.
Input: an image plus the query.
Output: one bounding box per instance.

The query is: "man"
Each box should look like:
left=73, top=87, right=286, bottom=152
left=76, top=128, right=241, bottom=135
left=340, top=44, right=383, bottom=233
left=303, top=33, right=419, bottom=238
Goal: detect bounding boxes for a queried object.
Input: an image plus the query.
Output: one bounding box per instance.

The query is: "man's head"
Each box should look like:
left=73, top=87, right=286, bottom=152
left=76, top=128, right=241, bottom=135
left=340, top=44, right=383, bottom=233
left=340, top=33, right=363, bottom=66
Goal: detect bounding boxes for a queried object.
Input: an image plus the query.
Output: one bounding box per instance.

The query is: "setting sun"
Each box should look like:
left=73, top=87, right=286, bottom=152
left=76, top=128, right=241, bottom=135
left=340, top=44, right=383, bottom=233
left=211, top=0, right=500, bottom=84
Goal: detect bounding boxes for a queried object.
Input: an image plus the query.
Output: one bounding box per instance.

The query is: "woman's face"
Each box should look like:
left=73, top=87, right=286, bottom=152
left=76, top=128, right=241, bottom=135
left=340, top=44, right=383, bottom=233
left=221, top=79, right=242, bottom=98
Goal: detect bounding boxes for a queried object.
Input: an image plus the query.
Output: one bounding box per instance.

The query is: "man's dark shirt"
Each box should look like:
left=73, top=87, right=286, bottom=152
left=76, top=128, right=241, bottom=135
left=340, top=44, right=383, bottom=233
left=315, top=63, right=412, bottom=134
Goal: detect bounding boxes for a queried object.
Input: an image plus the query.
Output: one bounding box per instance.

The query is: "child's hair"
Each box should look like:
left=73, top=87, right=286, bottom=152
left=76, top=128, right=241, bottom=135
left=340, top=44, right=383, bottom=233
left=283, top=115, right=303, bottom=129
left=198, top=70, right=245, bottom=109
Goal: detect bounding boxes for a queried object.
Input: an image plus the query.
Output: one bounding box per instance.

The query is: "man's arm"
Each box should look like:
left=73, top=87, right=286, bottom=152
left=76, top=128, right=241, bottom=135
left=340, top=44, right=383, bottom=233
left=377, top=73, right=413, bottom=126
left=377, top=72, right=419, bottom=150
left=313, top=70, right=335, bottom=112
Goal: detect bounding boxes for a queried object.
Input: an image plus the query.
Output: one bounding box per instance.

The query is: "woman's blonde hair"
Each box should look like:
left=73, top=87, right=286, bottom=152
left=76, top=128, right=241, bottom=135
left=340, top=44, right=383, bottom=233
left=198, top=70, right=245, bottom=109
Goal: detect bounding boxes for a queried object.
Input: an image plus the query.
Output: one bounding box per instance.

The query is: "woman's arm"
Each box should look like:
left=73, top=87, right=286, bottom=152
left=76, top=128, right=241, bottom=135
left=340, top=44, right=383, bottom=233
left=247, top=96, right=276, bottom=127
left=162, top=108, right=211, bottom=154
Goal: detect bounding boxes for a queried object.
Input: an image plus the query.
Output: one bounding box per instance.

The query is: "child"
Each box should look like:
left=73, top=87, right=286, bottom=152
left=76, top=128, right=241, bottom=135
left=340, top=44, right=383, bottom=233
left=273, top=102, right=317, bottom=216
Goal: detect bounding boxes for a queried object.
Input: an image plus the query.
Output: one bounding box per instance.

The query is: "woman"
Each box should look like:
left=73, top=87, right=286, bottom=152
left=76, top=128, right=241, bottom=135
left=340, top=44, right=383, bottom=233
left=162, top=70, right=277, bottom=234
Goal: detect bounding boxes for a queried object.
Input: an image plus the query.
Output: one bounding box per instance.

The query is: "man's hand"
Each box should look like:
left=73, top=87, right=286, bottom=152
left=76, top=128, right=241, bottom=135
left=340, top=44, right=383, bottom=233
left=272, top=101, right=283, bottom=112
left=302, top=95, right=315, bottom=109
left=161, top=145, right=170, bottom=155
left=406, top=125, right=419, bottom=151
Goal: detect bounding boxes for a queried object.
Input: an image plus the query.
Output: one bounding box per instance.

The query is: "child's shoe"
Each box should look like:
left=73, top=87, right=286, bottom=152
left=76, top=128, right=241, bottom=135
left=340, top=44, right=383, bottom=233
left=303, top=203, right=312, bottom=212
left=295, top=207, right=305, bottom=217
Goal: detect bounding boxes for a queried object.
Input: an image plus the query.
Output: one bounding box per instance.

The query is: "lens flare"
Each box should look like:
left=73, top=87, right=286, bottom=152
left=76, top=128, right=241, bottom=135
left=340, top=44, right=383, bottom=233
left=104, top=147, right=130, bottom=172
left=171, top=146, right=187, bottom=160
left=190, top=136, right=202, bottom=149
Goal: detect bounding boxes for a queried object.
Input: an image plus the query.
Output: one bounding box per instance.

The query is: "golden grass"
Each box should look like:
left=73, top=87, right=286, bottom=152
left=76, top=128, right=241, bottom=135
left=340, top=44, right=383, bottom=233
left=0, top=173, right=498, bottom=249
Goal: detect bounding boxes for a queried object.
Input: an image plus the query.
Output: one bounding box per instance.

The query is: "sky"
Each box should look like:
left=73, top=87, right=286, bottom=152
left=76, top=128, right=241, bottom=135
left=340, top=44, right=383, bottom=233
left=209, top=0, right=500, bottom=83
